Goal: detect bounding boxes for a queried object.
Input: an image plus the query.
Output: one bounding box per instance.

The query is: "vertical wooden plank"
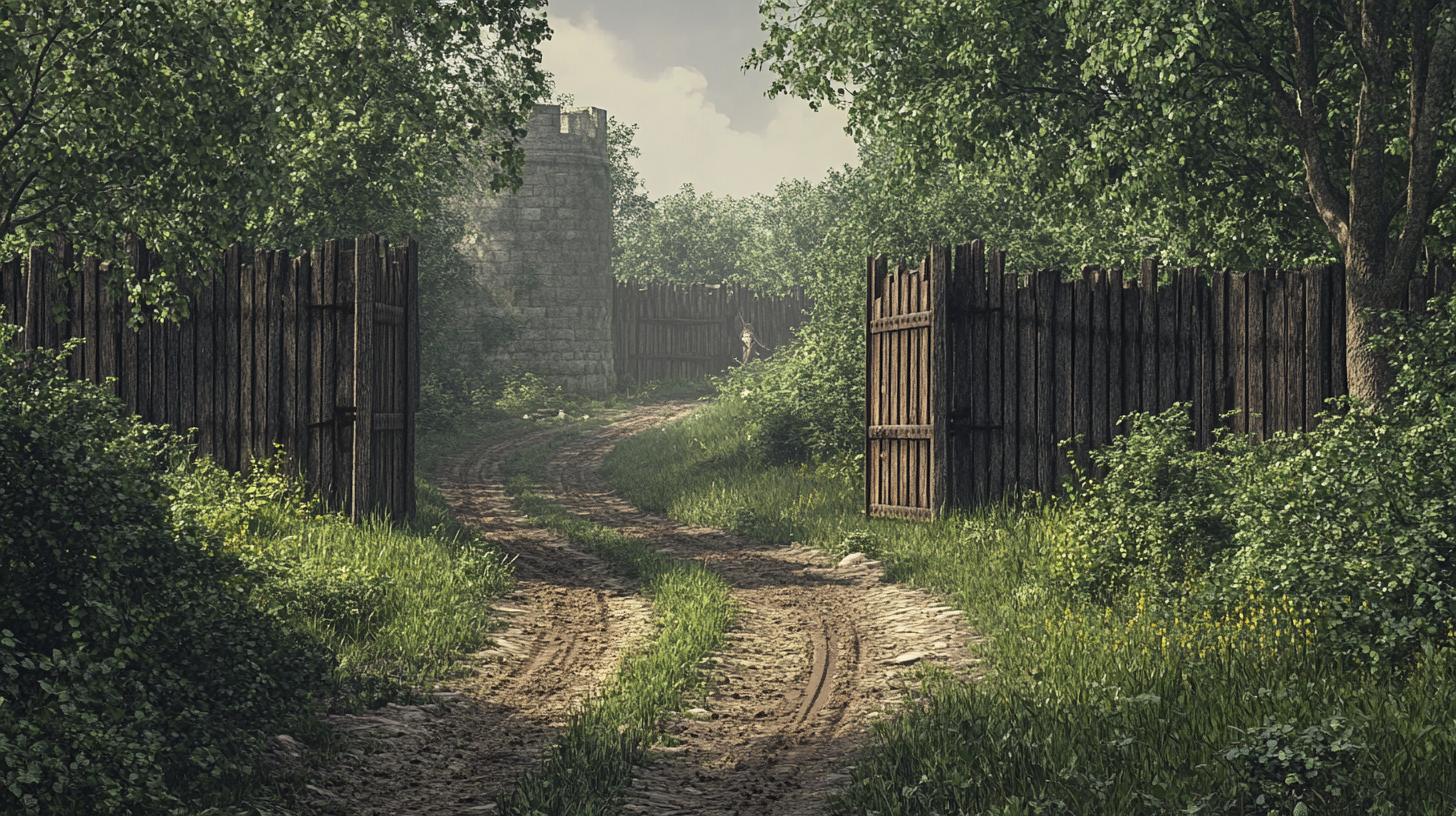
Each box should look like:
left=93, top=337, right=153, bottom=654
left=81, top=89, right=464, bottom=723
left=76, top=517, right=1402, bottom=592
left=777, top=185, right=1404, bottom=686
left=222, top=245, right=242, bottom=472
left=404, top=239, right=419, bottom=517
left=1230, top=272, right=1249, bottom=436
left=1091, top=269, right=1110, bottom=474
left=1121, top=276, right=1141, bottom=425
left=81, top=256, right=100, bottom=384
left=97, top=262, right=119, bottom=398
left=178, top=276, right=197, bottom=444
left=316, top=240, right=339, bottom=509
left=280, top=252, right=299, bottom=468
left=238, top=249, right=255, bottom=470
left=1178, top=268, right=1197, bottom=407
left=1306, top=265, right=1332, bottom=428
left=930, top=244, right=950, bottom=518
left=1158, top=265, right=1178, bottom=410
left=962, top=241, right=985, bottom=509
left=985, top=245, right=1003, bottom=504
left=1140, top=259, right=1159, bottom=416
left=1105, top=268, right=1123, bottom=454
left=1268, top=271, right=1287, bottom=437
left=193, top=266, right=216, bottom=462
left=1035, top=270, right=1057, bottom=496
left=1210, top=271, right=1228, bottom=441
left=1018, top=271, right=1037, bottom=493
left=1054, top=278, right=1075, bottom=489
left=1073, top=271, right=1093, bottom=479
left=1330, top=264, right=1347, bottom=400
left=1195, top=270, right=1213, bottom=449
left=1000, top=267, right=1019, bottom=499
left=1287, top=271, right=1306, bottom=434
left=1248, top=269, right=1269, bottom=440
left=352, top=234, right=378, bottom=521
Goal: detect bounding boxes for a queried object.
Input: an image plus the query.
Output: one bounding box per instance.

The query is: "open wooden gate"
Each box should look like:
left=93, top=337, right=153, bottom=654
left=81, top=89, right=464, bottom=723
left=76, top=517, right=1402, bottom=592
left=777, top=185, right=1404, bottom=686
left=864, top=247, right=949, bottom=520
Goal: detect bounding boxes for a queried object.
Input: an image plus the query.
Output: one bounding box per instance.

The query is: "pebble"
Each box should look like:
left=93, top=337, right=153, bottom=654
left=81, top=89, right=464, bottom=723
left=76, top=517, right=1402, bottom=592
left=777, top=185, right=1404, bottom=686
left=838, top=552, right=867, bottom=567
left=888, top=651, right=929, bottom=665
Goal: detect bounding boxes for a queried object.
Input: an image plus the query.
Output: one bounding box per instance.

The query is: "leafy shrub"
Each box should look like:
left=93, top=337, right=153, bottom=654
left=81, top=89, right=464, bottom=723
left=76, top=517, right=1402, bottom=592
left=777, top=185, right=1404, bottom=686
left=720, top=317, right=864, bottom=467
left=1052, top=405, right=1244, bottom=600
left=1223, top=713, right=1369, bottom=815
left=1055, top=288, right=1456, bottom=668
left=0, top=328, right=329, bottom=814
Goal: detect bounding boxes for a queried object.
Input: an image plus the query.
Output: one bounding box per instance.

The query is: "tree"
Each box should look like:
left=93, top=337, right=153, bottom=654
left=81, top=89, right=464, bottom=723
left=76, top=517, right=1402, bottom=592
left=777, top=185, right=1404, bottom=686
left=749, top=0, right=1456, bottom=402
left=608, top=117, right=654, bottom=233
left=613, top=184, right=769, bottom=287
left=1, top=0, right=549, bottom=316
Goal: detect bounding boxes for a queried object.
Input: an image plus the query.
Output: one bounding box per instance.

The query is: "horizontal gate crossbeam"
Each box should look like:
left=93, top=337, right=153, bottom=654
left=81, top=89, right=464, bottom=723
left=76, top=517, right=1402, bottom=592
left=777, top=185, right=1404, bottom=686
left=868, top=311, right=932, bottom=334
left=869, top=503, right=935, bottom=520
left=867, top=424, right=934, bottom=439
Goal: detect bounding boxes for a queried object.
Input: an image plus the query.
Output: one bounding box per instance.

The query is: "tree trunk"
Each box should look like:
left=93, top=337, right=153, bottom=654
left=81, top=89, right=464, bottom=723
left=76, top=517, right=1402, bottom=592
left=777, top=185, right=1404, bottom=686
left=1343, top=249, right=1409, bottom=404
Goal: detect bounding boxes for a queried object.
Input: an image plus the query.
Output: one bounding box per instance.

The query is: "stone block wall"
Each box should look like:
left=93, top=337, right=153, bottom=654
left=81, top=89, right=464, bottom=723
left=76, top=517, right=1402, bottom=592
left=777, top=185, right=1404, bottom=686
left=454, top=104, right=614, bottom=394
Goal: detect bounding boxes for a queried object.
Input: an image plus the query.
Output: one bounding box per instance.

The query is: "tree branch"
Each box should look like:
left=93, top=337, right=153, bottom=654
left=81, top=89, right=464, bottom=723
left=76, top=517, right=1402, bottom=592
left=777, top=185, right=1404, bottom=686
left=1264, top=1, right=1351, bottom=248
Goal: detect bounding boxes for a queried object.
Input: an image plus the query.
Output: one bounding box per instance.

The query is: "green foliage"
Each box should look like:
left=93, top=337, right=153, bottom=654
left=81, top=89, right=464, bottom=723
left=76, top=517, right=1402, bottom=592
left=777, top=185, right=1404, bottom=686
left=613, top=184, right=767, bottom=287
left=1223, top=714, right=1368, bottom=815
left=170, top=452, right=515, bottom=699
left=1054, top=288, right=1456, bottom=668
left=1053, top=406, right=1243, bottom=600
left=748, top=1, right=1452, bottom=263
left=0, top=327, right=329, bottom=814
left=1, top=0, right=550, bottom=316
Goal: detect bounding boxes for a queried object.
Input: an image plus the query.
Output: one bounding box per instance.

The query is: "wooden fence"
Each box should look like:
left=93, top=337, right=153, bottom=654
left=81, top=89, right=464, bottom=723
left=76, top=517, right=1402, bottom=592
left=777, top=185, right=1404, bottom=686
left=866, top=241, right=1456, bottom=520
left=613, top=280, right=812, bottom=381
left=1, top=234, right=418, bottom=521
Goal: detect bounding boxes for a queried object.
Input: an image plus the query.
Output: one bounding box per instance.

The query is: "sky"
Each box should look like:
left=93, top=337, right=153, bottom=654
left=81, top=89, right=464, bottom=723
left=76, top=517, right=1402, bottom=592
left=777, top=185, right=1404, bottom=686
left=538, top=0, right=860, bottom=200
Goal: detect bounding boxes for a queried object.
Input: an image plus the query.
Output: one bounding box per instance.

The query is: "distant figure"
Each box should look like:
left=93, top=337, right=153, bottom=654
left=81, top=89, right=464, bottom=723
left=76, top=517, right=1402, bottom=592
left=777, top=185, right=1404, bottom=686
left=740, top=322, right=767, bottom=364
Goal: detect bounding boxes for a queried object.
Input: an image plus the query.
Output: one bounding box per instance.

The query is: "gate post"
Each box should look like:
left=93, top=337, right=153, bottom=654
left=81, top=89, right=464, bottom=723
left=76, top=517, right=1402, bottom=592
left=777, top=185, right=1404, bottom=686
left=929, top=243, right=950, bottom=519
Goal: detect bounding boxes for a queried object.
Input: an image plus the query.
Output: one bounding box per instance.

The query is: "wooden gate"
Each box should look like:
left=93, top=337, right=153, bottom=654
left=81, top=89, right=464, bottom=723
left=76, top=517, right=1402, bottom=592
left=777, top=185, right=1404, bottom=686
left=1, top=233, right=418, bottom=522
left=864, top=248, right=949, bottom=520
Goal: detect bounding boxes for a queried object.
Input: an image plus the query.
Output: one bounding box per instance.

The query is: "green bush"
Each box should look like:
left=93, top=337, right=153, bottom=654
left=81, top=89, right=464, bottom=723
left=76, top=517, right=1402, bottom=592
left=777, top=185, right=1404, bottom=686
left=719, top=317, right=864, bottom=467
left=0, top=328, right=329, bottom=815
left=1055, top=288, right=1456, bottom=668
left=1053, top=405, right=1244, bottom=600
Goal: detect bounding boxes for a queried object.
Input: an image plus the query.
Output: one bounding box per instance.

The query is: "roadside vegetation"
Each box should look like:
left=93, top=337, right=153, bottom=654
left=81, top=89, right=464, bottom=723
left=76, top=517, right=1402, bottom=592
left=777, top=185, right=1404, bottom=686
left=491, top=431, right=737, bottom=816
left=603, top=288, right=1456, bottom=815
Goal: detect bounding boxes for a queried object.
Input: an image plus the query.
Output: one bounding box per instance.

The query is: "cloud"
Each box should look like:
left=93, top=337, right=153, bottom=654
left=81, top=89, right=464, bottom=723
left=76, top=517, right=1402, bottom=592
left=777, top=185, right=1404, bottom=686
left=539, top=15, right=859, bottom=199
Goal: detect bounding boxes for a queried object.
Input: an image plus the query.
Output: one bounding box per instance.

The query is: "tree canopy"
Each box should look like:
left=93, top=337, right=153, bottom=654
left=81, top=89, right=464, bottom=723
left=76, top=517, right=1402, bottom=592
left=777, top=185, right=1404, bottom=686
left=750, top=0, right=1456, bottom=399
left=1, top=0, right=549, bottom=314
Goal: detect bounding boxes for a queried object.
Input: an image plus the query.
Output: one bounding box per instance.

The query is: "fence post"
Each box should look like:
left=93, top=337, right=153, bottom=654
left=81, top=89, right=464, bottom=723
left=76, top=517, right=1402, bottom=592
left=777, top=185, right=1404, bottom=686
left=352, top=233, right=378, bottom=522
left=930, top=243, right=950, bottom=518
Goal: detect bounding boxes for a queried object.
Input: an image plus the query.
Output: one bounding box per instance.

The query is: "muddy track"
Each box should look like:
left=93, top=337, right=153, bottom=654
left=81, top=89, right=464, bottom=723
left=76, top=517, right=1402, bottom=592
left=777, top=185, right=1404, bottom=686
left=544, top=404, right=984, bottom=816
left=306, top=403, right=983, bottom=815
left=304, top=423, right=653, bottom=815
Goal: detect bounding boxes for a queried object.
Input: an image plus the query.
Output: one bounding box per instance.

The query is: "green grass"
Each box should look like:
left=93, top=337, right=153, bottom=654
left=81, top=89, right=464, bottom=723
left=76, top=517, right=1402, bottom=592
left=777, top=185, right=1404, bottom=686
left=173, top=452, right=516, bottom=708
left=493, top=430, right=738, bottom=816
left=602, top=397, right=1456, bottom=816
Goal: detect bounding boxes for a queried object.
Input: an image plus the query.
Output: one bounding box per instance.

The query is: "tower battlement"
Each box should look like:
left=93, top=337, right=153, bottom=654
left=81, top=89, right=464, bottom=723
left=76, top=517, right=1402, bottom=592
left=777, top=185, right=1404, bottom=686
left=524, top=104, right=608, bottom=156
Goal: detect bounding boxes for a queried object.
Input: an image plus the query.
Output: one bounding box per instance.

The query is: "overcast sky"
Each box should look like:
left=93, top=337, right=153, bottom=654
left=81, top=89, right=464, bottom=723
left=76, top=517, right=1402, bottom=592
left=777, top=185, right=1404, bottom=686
left=538, top=0, right=859, bottom=199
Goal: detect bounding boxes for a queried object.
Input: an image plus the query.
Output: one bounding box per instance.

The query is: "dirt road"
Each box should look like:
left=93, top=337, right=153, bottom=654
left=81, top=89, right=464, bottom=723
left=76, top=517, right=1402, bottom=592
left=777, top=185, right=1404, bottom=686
left=307, top=403, right=982, bottom=815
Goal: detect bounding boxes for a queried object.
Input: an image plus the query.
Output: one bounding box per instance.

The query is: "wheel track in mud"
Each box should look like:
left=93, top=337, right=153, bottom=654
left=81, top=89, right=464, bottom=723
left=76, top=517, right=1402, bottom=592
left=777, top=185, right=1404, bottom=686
left=306, top=403, right=985, bottom=815
left=544, top=404, right=985, bottom=816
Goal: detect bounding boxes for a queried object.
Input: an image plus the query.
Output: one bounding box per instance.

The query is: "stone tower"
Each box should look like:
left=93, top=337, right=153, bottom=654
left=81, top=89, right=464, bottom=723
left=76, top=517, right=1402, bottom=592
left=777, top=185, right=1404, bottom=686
left=455, top=104, right=614, bottom=394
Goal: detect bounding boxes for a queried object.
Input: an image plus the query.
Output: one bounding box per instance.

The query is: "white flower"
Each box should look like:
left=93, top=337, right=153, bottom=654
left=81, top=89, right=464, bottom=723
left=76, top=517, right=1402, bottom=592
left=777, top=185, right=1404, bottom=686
left=740, top=389, right=752, bottom=398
